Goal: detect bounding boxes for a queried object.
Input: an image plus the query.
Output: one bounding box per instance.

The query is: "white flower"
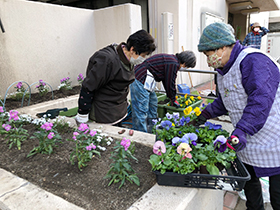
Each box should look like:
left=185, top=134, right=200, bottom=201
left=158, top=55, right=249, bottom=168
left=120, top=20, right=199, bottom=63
left=108, top=137, right=113, bottom=142
left=100, top=133, right=108, bottom=137
left=107, top=141, right=111, bottom=146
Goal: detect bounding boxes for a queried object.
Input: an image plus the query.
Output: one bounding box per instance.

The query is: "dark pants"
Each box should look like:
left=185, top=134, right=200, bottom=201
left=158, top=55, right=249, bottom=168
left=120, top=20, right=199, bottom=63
left=243, top=163, right=280, bottom=210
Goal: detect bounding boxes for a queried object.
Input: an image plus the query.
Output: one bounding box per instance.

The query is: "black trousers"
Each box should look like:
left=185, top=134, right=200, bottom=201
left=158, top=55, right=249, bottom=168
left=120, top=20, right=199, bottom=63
left=243, top=163, right=280, bottom=210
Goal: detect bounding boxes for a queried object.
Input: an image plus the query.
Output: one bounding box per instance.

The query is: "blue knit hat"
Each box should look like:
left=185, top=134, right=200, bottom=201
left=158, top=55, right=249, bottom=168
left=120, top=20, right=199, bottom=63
left=198, top=22, right=236, bottom=52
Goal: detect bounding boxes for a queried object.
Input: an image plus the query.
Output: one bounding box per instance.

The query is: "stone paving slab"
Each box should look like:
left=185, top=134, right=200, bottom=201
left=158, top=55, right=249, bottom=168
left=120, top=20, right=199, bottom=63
left=0, top=169, right=84, bottom=210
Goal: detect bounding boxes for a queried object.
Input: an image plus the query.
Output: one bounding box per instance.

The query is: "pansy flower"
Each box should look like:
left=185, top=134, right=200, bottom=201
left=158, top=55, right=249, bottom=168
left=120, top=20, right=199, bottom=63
left=213, top=135, right=227, bottom=152
left=177, top=143, right=192, bottom=159
left=161, top=120, right=173, bottom=130
left=183, top=106, right=192, bottom=116
left=153, top=141, right=166, bottom=156
left=172, top=137, right=181, bottom=145
left=205, top=122, right=222, bottom=130
left=165, top=113, right=172, bottom=120
left=180, top=133, right=198, bottom=145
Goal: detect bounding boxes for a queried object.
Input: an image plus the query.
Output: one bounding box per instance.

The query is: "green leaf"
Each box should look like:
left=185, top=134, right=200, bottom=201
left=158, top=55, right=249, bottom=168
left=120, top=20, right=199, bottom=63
left=206, top=164, right=220, bottom=175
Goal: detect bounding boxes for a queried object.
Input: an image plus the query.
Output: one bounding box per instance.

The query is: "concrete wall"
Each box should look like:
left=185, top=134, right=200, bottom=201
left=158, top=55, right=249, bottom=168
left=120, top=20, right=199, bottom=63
left=0, top=0, right=141, bottom=98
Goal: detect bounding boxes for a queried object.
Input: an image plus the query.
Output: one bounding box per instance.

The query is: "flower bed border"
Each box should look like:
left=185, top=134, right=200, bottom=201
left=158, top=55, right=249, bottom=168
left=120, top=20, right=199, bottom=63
left=154, top=155, right=250, bottom=191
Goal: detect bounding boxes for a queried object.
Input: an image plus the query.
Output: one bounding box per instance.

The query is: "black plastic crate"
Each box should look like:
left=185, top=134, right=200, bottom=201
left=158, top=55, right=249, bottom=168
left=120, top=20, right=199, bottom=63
left=154, top=156, right=250, bottom=191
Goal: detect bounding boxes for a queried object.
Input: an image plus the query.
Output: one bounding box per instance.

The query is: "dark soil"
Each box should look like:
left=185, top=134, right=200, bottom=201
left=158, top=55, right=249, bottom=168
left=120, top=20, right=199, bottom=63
left=3, top=86, right=81, bottom=111
left=0, top=88, right=156, bottom=210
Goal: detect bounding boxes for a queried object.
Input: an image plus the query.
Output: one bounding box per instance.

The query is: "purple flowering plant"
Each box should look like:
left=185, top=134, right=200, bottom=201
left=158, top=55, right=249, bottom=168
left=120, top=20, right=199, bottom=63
left=11, top=82, right=30, bottom=100
left=36, top=80, right=49, bottom=96
left=58, top=77, right=72, bottom=91
left=77, top=73, right=84, bottom=86
left=104, top=137, right=140, bottom=188
left=150, top=112, right=236, bottom=175
left=67, top=123, right=117, bottom=171
left=27, top=121, right=62, bottom=157
left=0, top=109, right=29, bottom=150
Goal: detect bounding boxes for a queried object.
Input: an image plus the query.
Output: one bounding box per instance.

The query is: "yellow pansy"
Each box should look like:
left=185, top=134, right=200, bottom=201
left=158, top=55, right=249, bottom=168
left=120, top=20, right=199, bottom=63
left=175, top=96, right=178, bottom=99
left=183, top=106, right=192, bottom=115
left=193, top=107, right=200, bottom=113
left=185, top=101, right=189, bottom=105
left=172, top=123, right=175, bottom=127
left=188, top=99, right=192, bottom=104
left=180, top=104, right=183, bottom=107
left=197, top=96, right=201, bottom=100
left=195, top=111, right=201, bottom=116
left=190, top=96, right=194, bottom=101
left=184, top=93, right=188, bottom=98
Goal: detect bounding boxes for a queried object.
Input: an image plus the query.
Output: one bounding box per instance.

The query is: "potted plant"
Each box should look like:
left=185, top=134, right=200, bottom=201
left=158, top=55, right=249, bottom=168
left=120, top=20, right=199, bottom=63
left=150, top=110, right=236, bottom=175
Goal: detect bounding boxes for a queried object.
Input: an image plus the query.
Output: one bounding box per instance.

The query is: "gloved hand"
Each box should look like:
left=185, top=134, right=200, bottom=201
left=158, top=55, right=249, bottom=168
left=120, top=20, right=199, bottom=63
left=75, top=113, right=89, bottom=125
left=171, top=100, right=180, bottom=108
left=230, top=128, right=247, bottom=152
left=195, top=114, right=208, bottom=127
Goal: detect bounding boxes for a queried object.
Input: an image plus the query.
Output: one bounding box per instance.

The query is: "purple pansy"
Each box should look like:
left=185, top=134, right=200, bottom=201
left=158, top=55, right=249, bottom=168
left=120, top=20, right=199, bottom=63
left=213, top=135, right=227, bottom=152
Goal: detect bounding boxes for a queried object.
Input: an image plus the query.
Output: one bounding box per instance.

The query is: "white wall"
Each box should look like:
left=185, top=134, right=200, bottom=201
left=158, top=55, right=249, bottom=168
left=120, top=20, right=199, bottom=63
left=0, top=0, right=141, bottom=98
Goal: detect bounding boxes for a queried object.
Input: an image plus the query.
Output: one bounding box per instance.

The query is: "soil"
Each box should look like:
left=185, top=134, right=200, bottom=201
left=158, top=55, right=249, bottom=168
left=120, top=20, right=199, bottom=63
left=3, top=86, right=82, bottom=111
left=0, top=88, right=157, bottom=210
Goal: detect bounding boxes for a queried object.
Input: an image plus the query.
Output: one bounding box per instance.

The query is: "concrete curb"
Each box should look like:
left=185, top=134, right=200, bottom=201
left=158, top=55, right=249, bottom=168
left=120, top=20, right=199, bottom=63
left=0, top=169, right=84, bottom=210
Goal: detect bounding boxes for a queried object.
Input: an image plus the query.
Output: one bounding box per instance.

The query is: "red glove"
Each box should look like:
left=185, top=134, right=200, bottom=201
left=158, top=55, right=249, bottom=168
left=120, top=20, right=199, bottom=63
left=171, top=100, right=180, bottom=108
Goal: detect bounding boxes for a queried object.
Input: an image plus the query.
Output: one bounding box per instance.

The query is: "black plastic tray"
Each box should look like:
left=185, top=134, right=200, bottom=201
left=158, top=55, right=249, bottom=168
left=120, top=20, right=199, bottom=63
left=154, top=156, right=250, bottom=191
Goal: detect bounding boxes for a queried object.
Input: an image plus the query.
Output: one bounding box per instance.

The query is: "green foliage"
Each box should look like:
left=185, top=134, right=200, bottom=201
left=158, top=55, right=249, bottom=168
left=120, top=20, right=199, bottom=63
left=104, top=139, right=140, bottom=189
left=27, top=126, right=62, bottom=157
left=1, top=124, right=29, bottom=150
left=67, top=128, right=107, bottom=171
left=149, top=144, right=196, bottom=175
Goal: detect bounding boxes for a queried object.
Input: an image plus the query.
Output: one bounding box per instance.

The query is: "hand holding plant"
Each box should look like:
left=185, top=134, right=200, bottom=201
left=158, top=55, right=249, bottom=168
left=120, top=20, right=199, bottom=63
left=104, top=137, right=140, bottom=188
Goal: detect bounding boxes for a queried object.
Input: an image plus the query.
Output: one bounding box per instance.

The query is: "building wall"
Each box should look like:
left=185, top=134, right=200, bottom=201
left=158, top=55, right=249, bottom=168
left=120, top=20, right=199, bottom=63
left=148, top=0, right=228, bottom=90
left=0, top=0, right=141, bottom=98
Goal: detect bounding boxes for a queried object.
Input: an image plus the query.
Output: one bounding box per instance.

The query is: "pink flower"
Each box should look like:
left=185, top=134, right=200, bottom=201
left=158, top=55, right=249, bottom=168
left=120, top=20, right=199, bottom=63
left=78, top=123, right=88, bottom=132
left=0, top=106, right=4, bottom=113
left=9, top=110, right=19, bottom=121
left=86, top=143, right=96, bottom=151
left=47, top=132, right=54, bottom=139
left=73, top=132, right=79, bottom=136
left=3, top=124, right=12, bottom=131
left=177, top=143, right=192, bottom=159
left=89, top=130, right=97, bottom=137
left=153, top=141, right=166, bottom=156
left=41, top=122, right=53, bottom=131
left=120, top=138, right=131, bottom=151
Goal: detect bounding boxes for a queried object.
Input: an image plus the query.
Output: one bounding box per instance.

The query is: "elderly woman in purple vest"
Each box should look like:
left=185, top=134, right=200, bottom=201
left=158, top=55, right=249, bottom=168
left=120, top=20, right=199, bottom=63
left=196, top=22, right=280, bottom=210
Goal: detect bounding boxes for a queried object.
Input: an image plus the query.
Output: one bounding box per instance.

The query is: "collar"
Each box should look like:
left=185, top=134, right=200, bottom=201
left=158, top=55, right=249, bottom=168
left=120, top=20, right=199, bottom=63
left=116, top=42, right=131, bottom=68
left=253, top=31, right=260, bottom=36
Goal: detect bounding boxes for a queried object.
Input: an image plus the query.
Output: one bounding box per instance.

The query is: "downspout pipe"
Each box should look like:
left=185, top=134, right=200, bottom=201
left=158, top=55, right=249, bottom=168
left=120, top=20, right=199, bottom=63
left=0, top=18, right=5, bottom=33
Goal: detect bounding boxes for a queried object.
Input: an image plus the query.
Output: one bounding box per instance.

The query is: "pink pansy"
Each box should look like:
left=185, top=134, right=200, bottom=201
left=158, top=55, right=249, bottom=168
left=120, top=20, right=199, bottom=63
left=153, top=141, right=166, bottom=156
left=177, top=143, right=192, bottom=159
left=78, top=123, right=89, bottom=132
left=89, top=130, right=97, bottom=137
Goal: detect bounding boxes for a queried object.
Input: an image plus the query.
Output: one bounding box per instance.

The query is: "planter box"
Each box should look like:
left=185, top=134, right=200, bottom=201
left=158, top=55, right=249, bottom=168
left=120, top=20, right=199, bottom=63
left=157, top=94, right=169, bottom=118
left=165, top=99, right=203, bottom=117
left=154, top=156, right=250, bottom=191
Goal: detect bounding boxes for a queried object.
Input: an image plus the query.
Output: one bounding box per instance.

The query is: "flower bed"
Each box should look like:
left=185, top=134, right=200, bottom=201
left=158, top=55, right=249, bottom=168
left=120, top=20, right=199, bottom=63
left=148, top=112, right=250, bottom=190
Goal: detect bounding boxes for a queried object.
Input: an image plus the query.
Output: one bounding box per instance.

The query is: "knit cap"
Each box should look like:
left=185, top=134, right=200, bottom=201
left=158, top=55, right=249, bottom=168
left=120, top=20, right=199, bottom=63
left=198, top=22, right=236, bottom=52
